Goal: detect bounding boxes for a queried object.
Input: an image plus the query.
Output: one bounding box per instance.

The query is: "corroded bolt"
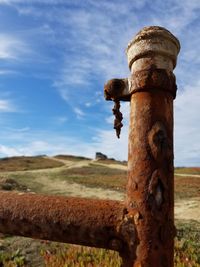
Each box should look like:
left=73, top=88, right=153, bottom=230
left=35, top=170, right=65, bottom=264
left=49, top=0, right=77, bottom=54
left=104, top=78, right=129, bottom=101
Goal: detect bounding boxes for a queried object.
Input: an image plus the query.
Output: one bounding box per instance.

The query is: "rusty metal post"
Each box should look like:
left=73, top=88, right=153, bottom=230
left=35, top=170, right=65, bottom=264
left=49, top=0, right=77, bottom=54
left=105, top=26, right=180, bottom=266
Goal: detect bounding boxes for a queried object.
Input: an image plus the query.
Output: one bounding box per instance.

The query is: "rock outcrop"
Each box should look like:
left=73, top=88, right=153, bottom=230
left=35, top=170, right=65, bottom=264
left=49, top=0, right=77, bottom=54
left=95, top=152, right=108, bottom=160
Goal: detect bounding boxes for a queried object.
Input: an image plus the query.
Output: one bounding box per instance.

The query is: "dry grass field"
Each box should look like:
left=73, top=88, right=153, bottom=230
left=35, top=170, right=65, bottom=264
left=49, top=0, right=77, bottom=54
left=0, top=155, right=199, bottom=266
left=0, top=156, right=64, bottom=172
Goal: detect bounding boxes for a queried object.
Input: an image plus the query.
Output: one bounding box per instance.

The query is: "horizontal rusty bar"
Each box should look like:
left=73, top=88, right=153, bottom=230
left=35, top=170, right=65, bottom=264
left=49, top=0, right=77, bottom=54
left=0, top=191, right=126, bottom=251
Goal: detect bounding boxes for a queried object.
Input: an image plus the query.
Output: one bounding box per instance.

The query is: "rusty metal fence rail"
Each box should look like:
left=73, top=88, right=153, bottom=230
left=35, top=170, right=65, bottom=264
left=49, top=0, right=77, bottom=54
left=0, top=26, right=180, bottom=267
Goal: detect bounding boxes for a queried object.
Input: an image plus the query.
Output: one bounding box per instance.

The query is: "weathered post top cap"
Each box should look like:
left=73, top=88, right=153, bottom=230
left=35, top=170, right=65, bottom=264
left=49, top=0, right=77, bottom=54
left=126, top=26, right=180, bottom=72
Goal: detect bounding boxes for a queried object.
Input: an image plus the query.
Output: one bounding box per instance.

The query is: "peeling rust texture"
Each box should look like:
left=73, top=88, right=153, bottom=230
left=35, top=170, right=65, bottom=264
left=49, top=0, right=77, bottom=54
left=127, top=84, right=175, bottom=267
left=112, top=100, right=123, bottom=138
left=130, top=68, right=177, bottom=99
left=0, top=191, right=125, bottom=251
left=104, top=78, right=130, bottom=101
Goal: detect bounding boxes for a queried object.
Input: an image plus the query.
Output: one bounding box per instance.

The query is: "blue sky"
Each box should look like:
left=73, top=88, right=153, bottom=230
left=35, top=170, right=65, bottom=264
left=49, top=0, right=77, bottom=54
left=0, top=0, right=200, bottom=166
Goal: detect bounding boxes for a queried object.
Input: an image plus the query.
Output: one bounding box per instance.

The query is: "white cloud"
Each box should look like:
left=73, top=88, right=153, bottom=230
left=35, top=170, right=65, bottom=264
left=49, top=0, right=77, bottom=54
left=0, top=122, right=128, bottom=160
left=85, top=102, right=92, bottom=107
left=0, top=133, right=127, bottom=160
left=93, top=126, right=129, bottom=161
left=73, top=107, right=85, bottom=118
left=0, top=144, right=21, bottom=157
left=0, top=70, right=17, bottom=75
left=0, top=34, right=29, bottom=60
left=56, top=116, right=68, bottom=124
left=174, top=80, right=200, bottom=166
left=55, top=58, right=92, bottom=88
left=89, top=101, right=129, bottom=161
left=0, top=99, right=16, bottom=112
left=16, top=4, right=133, bottom=104
left=0, top=0, right=63, bottom=3
left=5, top=127, right=30, bottom=132
left=0, top=134, right=92, bottom=158
left=0, top=141, right=50, bottom=157
left=149, top=0, right=200, bottom=33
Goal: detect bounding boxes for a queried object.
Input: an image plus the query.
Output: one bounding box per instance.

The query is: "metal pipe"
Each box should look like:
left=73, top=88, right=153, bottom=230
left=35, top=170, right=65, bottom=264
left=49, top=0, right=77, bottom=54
left=0, top=191, right=126, bottom=251
left=104, top=26, right=180, bottom=266
left=125, top=26, right=180, bottom=266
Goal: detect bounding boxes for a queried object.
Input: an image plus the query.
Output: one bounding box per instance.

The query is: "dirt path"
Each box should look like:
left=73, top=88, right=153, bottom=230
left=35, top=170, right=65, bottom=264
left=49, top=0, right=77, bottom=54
left=51, top=157, right=128, bottom=171
left=49, top=157, right=91, bottom=168
left=38, top=175, right=124, bottom=200
left=175, top=198, right=200, bottom=221
left=91, top=161, right=127, bottom=170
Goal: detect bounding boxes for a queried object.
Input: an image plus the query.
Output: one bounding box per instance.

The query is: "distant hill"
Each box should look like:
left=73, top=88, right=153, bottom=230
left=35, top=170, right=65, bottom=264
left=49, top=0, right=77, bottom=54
left=0, top=154, right=198, bottom=174
left=0, top=156, right=64, bottom=172
left=54, top=154, right=91, bottom=161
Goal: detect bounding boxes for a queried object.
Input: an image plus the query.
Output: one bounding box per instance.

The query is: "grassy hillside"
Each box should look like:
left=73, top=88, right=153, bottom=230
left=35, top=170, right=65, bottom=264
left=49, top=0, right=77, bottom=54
left=54, top=154, right=91, bottom=161
left=58, top=163, right=127, bottom=190
left=175, top=167, right=200, bottom=175
left=0, top=156, right=64, bottom=172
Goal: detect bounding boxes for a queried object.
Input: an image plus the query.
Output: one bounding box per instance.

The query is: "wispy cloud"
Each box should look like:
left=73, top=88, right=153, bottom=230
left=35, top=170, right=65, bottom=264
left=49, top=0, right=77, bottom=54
left=10, top=3, right=134, bottom=104
left=0, top=69, right=17, bottom=75
left=73, top=107, right=85, bottom=119
left=148, top=0, right=200, bottom=32
left=0, top=129, right=92, bottom=158
left=0, top=144, right=21, bottom=157
left=174, top=79, right=200, bottom=166
left=0, top=34, right=30, bottom=60
left=0, top=129, right=125, bottom=160
left=0, top=99, right=16, bottom=112
left=5, top=127, right=30, bottom=132
left=0, top=0, right=69, bottom=3
left=55, top=116, right=68, bottom=125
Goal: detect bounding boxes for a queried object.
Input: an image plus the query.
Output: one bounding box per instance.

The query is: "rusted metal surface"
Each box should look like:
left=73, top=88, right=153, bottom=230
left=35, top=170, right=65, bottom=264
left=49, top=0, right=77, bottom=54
left=104, top=79, right=128, bottom=138
left=0, top=191, right=126, bottom=251
left=112, top=100, right=123, bottom=138
left=104, top=78, right=130, bottom=101
left=125, top=27, right=180, bottom=266
left=126, top=90, right=175, bottom=266
left=105, top=26, right=180, bottom=266
left=129, top=68, right=177, bottom=99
